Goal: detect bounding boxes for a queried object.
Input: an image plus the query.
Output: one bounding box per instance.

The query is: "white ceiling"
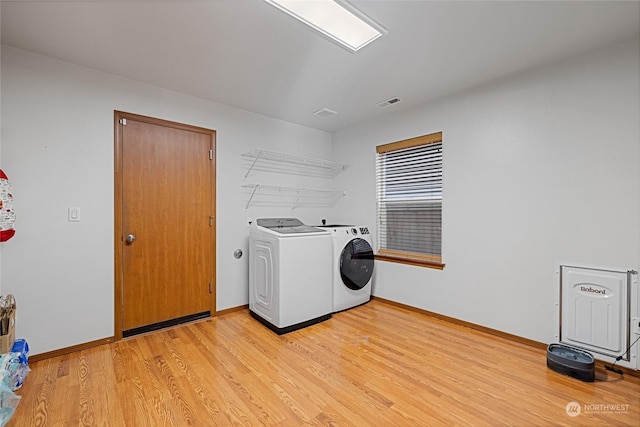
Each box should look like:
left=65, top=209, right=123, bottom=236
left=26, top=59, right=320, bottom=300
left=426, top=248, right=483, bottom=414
left=2, top=1, right=639, bottom=133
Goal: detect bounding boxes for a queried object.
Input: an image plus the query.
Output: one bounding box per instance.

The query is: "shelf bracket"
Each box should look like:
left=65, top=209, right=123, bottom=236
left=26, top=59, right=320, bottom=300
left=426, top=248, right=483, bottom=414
left=245, top=184, right=259, bottom=210
left=244, top=150, right=263, bottom=179
left=292, top=188, right=306, bottom=210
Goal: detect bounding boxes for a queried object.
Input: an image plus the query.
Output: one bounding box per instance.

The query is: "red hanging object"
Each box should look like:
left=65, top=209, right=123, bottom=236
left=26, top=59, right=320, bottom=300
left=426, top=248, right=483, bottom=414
left=0, top=169, right=16, bottom=242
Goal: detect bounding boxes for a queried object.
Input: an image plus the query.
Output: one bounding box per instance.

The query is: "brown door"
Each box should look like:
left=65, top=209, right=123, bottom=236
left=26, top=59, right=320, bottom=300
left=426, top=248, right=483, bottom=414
left=114, top=111, right=216, bottom=338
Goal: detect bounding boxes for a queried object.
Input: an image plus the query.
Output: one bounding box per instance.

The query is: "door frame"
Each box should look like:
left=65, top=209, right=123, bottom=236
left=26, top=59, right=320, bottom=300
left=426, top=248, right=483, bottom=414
left=114, top=111, right=216, bottom=340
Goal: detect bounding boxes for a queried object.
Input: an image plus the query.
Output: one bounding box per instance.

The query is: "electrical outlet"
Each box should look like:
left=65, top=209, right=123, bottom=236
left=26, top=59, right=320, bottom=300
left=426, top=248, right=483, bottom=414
left=68, top=207, right=80, bottom=222
left=633, top=317, right=640, bottom=335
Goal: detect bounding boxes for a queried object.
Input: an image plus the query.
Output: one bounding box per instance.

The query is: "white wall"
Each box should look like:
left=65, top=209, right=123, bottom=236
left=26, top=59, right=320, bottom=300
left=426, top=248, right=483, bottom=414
left=333, top=38, right=640, bottom=345
left=2, top=37, right=638, bottom=357
left=0, top=46, right=334, bottom=355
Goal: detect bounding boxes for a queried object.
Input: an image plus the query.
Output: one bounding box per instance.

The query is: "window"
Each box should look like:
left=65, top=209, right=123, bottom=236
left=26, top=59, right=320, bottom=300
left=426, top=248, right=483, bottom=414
left=375, top=132, right=444, bottom=269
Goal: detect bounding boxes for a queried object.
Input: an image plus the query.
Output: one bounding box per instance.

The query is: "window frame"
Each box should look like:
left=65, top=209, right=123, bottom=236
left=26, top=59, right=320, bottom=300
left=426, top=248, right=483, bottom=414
left=375, top=132, right=445, bottom=270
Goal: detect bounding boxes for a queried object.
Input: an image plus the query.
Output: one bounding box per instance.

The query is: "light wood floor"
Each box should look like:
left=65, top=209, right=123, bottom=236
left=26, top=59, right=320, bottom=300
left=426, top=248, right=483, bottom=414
left=8, top=300, right=640, bottom=426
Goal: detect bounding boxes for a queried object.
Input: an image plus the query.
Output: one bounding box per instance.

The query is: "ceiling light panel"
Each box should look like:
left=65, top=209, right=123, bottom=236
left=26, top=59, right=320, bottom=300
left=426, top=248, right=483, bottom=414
left=265, top=0, right=385, bottom=52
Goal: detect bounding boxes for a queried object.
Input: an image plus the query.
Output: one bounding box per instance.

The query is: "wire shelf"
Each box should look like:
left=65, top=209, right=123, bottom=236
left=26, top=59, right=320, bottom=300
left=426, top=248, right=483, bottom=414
left=241, top=148, right=349, bottom=178
left=242, top=184, right=346, bottom=209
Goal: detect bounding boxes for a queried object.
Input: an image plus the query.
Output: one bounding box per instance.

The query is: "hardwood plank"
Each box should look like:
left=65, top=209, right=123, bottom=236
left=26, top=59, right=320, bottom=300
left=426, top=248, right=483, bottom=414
left=8, top=300, right=640, bottom=426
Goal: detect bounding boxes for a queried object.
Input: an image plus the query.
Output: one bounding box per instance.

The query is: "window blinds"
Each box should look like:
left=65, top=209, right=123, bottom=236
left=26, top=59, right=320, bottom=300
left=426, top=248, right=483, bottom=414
left=376, top=136, right=442, bottom=258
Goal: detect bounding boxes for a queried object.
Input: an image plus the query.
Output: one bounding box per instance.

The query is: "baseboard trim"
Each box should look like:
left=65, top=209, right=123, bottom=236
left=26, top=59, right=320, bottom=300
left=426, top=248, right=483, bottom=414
left=373, top=296, right=546, bottom=349
left=215, top=304, right=248, bottom=316
left=26, top=300, right=639, bottom=379
left=373, top=296, right=639, bottom=379
left=28, top=337, right=115, bottom=363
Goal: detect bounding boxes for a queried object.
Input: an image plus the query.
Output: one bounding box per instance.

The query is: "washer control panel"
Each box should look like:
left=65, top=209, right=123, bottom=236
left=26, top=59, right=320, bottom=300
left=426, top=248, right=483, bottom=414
left=349, top=227, right=370, bottom=235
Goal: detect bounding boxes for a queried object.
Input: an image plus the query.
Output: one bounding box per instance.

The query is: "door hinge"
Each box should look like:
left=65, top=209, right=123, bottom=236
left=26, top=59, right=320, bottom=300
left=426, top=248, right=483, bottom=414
left=209, top=149, right=213, bottom=160
left=119, top=118, right=127, bottom=125
left=209, top=282, right=213, bottom=294
left=209, top=215, right=214, bottom=227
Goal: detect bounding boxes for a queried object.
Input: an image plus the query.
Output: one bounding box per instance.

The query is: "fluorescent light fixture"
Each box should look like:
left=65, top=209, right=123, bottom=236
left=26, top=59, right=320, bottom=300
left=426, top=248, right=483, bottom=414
left=265, top=0, right=385, bottom=52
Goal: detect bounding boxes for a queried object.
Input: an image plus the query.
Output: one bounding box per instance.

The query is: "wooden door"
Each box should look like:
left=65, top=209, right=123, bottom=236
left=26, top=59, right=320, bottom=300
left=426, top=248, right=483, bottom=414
left=114, top=112, right=216, bottom=338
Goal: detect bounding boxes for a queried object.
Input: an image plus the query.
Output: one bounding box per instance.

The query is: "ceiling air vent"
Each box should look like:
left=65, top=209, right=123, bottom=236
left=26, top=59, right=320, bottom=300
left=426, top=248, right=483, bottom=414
left=377, top=97, right=401, bottom=108
left=313, top=108, right=338, bottom=118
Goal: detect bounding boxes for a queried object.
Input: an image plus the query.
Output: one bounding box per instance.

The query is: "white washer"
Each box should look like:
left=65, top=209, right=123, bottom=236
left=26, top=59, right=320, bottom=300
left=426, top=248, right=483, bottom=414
left=249, top=218, right=332, bottom=334
left=320, top=225, right=374, bottom=313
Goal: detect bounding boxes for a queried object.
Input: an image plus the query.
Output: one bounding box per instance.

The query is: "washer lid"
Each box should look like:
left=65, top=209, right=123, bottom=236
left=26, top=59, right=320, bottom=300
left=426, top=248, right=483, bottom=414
left=257, top=218, right=326, bottom=234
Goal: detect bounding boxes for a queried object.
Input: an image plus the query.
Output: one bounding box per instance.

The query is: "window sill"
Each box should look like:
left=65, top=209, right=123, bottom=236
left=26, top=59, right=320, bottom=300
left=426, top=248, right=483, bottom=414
left=375, top=250, right=445, bottom=270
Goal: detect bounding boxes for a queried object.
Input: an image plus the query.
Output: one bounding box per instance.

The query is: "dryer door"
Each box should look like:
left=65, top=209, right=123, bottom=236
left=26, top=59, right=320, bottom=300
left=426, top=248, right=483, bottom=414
left=339, top=238, right=374, bottom=290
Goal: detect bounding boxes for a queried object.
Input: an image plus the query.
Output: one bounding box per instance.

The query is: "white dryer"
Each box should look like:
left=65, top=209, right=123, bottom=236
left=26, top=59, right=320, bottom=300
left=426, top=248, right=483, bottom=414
left=320, top=225, right=374, bottom=312
left=249, top=218, right=333, bottom=334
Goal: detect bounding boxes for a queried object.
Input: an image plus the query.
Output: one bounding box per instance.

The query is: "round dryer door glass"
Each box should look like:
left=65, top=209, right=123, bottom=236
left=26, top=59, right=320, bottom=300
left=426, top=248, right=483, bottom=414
left=339, top=238, right=374, bottom=290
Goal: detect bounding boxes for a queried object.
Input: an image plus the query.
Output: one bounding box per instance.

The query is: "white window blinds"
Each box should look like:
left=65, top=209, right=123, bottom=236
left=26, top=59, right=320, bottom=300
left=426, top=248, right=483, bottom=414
left=376, top=132, right=443, bottom=262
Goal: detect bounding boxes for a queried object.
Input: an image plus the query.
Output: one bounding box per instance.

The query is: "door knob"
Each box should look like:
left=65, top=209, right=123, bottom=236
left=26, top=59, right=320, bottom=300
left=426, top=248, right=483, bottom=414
left=126, top=234, right=136, bottom=244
